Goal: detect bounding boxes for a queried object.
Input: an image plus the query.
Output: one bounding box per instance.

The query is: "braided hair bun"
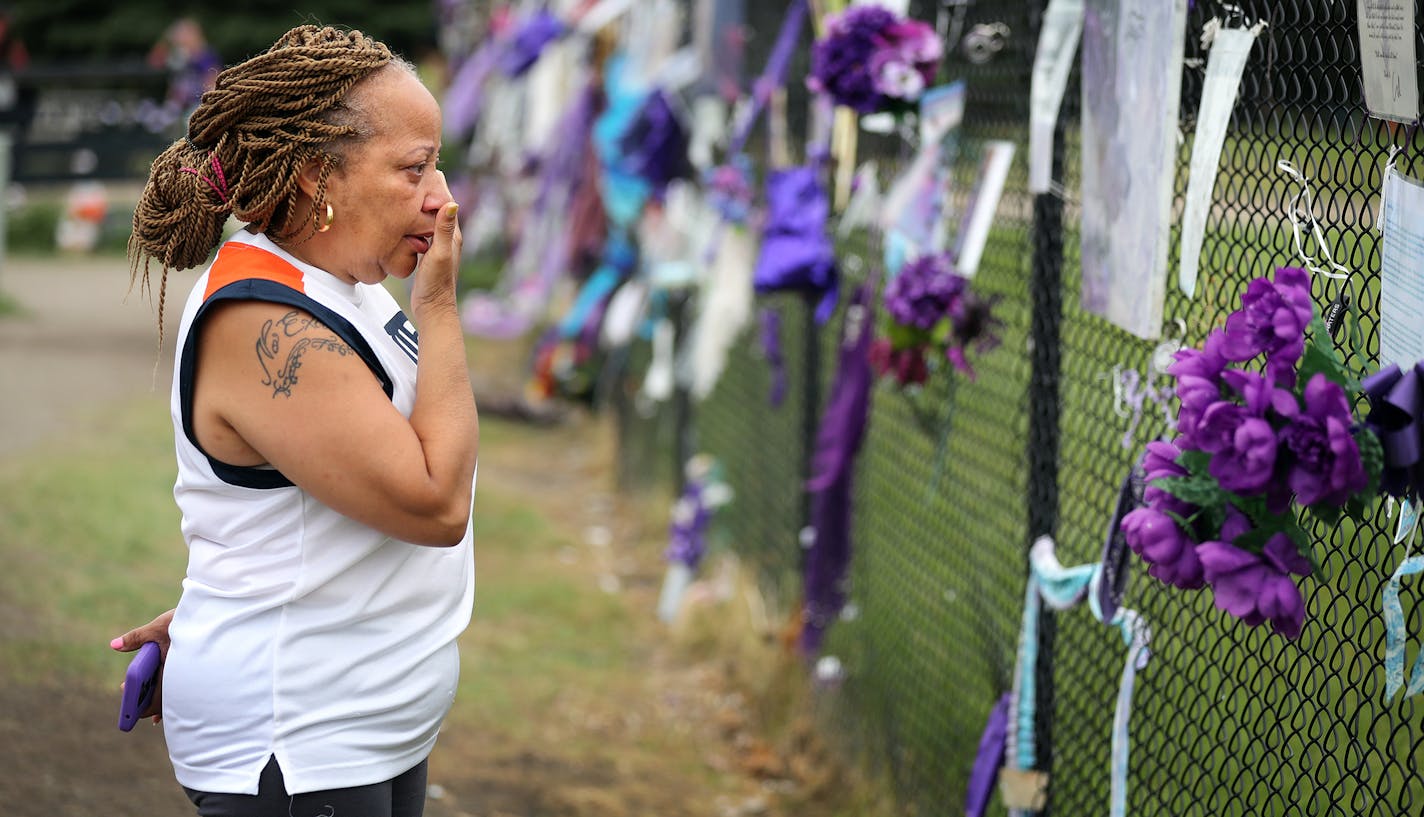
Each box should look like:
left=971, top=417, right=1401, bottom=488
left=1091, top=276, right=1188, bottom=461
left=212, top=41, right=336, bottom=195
left=129, top=25, right=397, bottom=339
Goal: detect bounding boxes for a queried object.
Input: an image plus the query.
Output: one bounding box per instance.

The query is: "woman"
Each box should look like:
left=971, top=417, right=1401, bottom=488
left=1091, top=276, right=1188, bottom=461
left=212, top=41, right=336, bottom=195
left=109, top=25, right=478, bottom=817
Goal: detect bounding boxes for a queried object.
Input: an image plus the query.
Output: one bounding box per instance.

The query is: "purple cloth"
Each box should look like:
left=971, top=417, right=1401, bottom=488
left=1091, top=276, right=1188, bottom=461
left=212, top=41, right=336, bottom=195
left=1365, top=361, right=1424, bottom=500
left=753, top=166, right=839, bottom=324
left=443, top=40, right=501, bottom=138
left=499, top=10, right=565, bottom=78
left=726, top=0, right=807, bottom=157
left=964, top=692, right=1012, bottom=817
left=617, top=90, right=693, bottom=193
left=801, top=281, right=877, bottom=655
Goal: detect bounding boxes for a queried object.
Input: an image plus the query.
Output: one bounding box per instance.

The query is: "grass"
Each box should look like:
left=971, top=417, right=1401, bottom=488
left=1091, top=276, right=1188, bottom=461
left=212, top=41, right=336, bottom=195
left=0, top=380, right=901, bottom=815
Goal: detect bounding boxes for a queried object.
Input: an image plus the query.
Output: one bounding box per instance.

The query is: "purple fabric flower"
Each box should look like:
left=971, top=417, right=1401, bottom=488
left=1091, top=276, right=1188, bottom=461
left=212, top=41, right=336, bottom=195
left=1218, top=267, right=1315, bottom=386
left=1122, top=507, right=1204, bottom=589
left=1279, top=373, right=1368, bottom=507
left=1194, top=370, right=1287, bottom=494
left=1205, top=411, right=1277, bottom=494
left=1198, top=533, right=1312, bottom=639
left=1168, top=328, right=1229, bottom=381
left=1142, top=439, right=1198, bottom=519
left=665, top=479, right=712, bottom=569
left=807, top=5, right=898, bottom=113
left=884, top=253, right=964, bottom=331
left=807, top=6, right=940, bottom=113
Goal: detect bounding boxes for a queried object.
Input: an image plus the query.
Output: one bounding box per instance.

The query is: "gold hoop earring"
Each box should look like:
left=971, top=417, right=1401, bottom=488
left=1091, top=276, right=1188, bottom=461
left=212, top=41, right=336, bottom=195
left=314, top=203, right=334, bottom=233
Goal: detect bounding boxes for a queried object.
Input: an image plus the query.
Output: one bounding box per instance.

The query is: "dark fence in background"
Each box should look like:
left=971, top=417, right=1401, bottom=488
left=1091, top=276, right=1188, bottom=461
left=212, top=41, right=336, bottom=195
left=615, top=1, right=1424, bottom=814
left=4, top=63, right=174, bottom=184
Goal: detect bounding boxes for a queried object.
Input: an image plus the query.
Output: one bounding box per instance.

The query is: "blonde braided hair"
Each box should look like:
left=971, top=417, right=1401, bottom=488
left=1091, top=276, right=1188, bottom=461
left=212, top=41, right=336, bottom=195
left=128, top=25, right=402, bottom=343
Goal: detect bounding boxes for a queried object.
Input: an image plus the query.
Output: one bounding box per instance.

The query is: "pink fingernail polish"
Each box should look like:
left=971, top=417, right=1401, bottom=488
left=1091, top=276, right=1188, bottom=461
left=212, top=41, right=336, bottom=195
left=110, top=637, right=124, bottom=649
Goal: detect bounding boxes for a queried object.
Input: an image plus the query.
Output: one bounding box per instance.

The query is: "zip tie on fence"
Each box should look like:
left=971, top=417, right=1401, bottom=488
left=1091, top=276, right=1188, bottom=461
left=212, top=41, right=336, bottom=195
left=1277, top=160, right=1352, bottom=282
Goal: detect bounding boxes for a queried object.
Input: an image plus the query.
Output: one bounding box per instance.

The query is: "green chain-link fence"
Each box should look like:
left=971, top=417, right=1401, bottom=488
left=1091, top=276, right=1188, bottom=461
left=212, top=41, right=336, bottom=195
left=622, top=1, right=1424, bottom=814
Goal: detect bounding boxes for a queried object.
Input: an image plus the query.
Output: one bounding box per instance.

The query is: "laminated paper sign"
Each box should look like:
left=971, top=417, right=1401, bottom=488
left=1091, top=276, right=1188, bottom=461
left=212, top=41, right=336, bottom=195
left=1080, top=0, right=1188, bottom=339
left=1357, top=0, right=1419, bottom=124
left=1380, top=167, right=1424, bottom=368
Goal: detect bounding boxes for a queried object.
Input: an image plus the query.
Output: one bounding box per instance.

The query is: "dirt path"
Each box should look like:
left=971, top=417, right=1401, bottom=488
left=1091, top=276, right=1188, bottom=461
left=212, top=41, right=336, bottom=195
left=0, top=254, right=177, bottom=459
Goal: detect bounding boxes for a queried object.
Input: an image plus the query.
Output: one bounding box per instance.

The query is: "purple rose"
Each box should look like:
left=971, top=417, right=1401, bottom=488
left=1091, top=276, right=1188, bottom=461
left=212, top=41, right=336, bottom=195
left=872, top=54, right=925, bottom=99
left=808, top=5, right=900, bottom=113
left=1219, top=267, right=1315, bottom=386
left=1174, top=374, right=1223, bottom=451
left=1208, top=414, right=1278, bottom=494
left=1143, top=439, right=1186, bottom=478
left=1142, top=439, right=1198, bottom=519
left=884, top=253, right=964, bottom=331
left=1279, top=374, right=1367, bottom=507
left=1168, top=329, right=1229, bottom=381
left=1122, top=507, right=1205, bottom=589
left=1198, top=533, right=1312, bottom=639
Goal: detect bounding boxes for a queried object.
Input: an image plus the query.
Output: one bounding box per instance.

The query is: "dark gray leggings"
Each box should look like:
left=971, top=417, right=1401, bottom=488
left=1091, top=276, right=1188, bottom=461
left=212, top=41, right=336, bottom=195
left=183, top=755, right=427, bottom=817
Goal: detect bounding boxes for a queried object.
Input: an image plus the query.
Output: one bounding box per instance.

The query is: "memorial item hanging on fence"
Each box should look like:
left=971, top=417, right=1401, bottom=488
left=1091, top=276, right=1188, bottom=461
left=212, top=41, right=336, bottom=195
left=954, top=140, right=1017, bottom=279
left=1355, top=0, right=1419, bottom=124
left=1027, top=0, right=1083, bottom=194
left=1125, top=267, right=1387, bottom=640
left=658, top=455, right=733, bottom=623
left=1080, top=0, right=1187, bottom=340
left=1178, top=17, right=1266, bottom=298
left=498, top=9, right=567, bottom=78
left=880, top=81, right=966, bottom=271
left=1003, top=535, right=1150, bottom=817
left=1362, top=363, right=1424, bottom=504
left=686, top=226, right=756, bottom=401
left=804, top=3, right=942, bottom=116
left=461, top=80, right=604, bottom=340
left=868, top=251, right=1001, bottom=388
left=1379, top=166, right=1424, bottom=369
left=752, top=165, right=840, bottom=323
left=801, top=279, right=877, bottom=655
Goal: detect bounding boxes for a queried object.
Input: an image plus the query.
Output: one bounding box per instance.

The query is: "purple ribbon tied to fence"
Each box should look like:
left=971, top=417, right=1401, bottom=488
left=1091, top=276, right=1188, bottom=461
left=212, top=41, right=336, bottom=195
left=753, top=166, right=840, bottom=324
left=1363, top=361, right=1424, bottom=501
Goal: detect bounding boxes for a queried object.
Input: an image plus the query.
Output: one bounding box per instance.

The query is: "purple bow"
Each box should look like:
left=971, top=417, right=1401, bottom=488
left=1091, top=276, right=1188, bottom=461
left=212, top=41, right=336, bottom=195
left=1364, top=362, right=1424, bottom=500
left=753, top=166, right=840, bottom=323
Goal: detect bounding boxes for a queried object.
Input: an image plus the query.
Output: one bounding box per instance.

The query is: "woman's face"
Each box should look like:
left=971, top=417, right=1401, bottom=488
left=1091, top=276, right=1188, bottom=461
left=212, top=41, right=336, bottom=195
left=294, top=68, right=450, bottom=286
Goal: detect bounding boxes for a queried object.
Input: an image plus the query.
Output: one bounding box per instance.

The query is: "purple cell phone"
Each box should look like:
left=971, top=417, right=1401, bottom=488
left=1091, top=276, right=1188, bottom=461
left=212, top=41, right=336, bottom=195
left=118, top=641, right=162, bottom=732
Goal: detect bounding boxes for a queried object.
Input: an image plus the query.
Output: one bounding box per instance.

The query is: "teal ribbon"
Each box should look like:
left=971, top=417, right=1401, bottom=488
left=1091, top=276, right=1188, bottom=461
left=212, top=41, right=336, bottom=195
left=1383, top=551, right=1424, bottom=700
left=1006, top=536, right=1151, bottom=817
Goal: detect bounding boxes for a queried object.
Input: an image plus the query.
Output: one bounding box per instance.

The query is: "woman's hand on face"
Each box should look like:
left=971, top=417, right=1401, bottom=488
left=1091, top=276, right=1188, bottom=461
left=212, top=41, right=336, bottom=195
left=411, top=177, right=461, bottom=317
left=110, top=609, right=175, bottom=724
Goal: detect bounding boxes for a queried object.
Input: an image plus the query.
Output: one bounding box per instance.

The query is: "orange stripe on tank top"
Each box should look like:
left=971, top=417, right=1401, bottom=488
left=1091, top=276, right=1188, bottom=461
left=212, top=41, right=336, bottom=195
left=203, top=243, right=306, bottom=301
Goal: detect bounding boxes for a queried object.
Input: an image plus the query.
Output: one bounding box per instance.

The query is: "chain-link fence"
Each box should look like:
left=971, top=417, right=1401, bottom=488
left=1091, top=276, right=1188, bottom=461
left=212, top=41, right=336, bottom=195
left=622, top=1, right=1424, bottom=814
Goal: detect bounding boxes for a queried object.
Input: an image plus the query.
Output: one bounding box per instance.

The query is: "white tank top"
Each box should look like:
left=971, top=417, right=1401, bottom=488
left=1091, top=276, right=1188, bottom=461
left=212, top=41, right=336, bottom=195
left=162, top=231, right=475, bottom=795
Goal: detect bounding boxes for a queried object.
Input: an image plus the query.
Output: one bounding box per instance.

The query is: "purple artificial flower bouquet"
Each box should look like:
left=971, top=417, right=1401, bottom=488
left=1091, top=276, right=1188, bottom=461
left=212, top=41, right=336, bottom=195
left=869, top=252, right=1000, bottom=386
left=1122, top=267, right=1384, bottom=640
left=806, top=5, right=943, bottom=115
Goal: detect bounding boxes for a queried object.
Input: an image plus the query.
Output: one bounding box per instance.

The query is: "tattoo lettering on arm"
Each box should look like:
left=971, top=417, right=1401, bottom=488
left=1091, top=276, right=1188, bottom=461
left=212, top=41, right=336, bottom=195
left=256, top=311, right=354, bottom=398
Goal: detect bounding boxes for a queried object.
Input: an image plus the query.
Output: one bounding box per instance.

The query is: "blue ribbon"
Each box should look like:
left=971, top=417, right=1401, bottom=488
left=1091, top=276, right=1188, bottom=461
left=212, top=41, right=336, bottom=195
left=1383, top=550, right=1424, bottom=700
left=1006, top=536, right=1151, bottom=817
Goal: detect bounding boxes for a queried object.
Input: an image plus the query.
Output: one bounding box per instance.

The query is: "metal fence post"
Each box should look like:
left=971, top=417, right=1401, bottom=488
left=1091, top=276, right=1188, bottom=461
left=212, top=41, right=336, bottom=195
left=1026, top=66, right=1067, bottom=813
